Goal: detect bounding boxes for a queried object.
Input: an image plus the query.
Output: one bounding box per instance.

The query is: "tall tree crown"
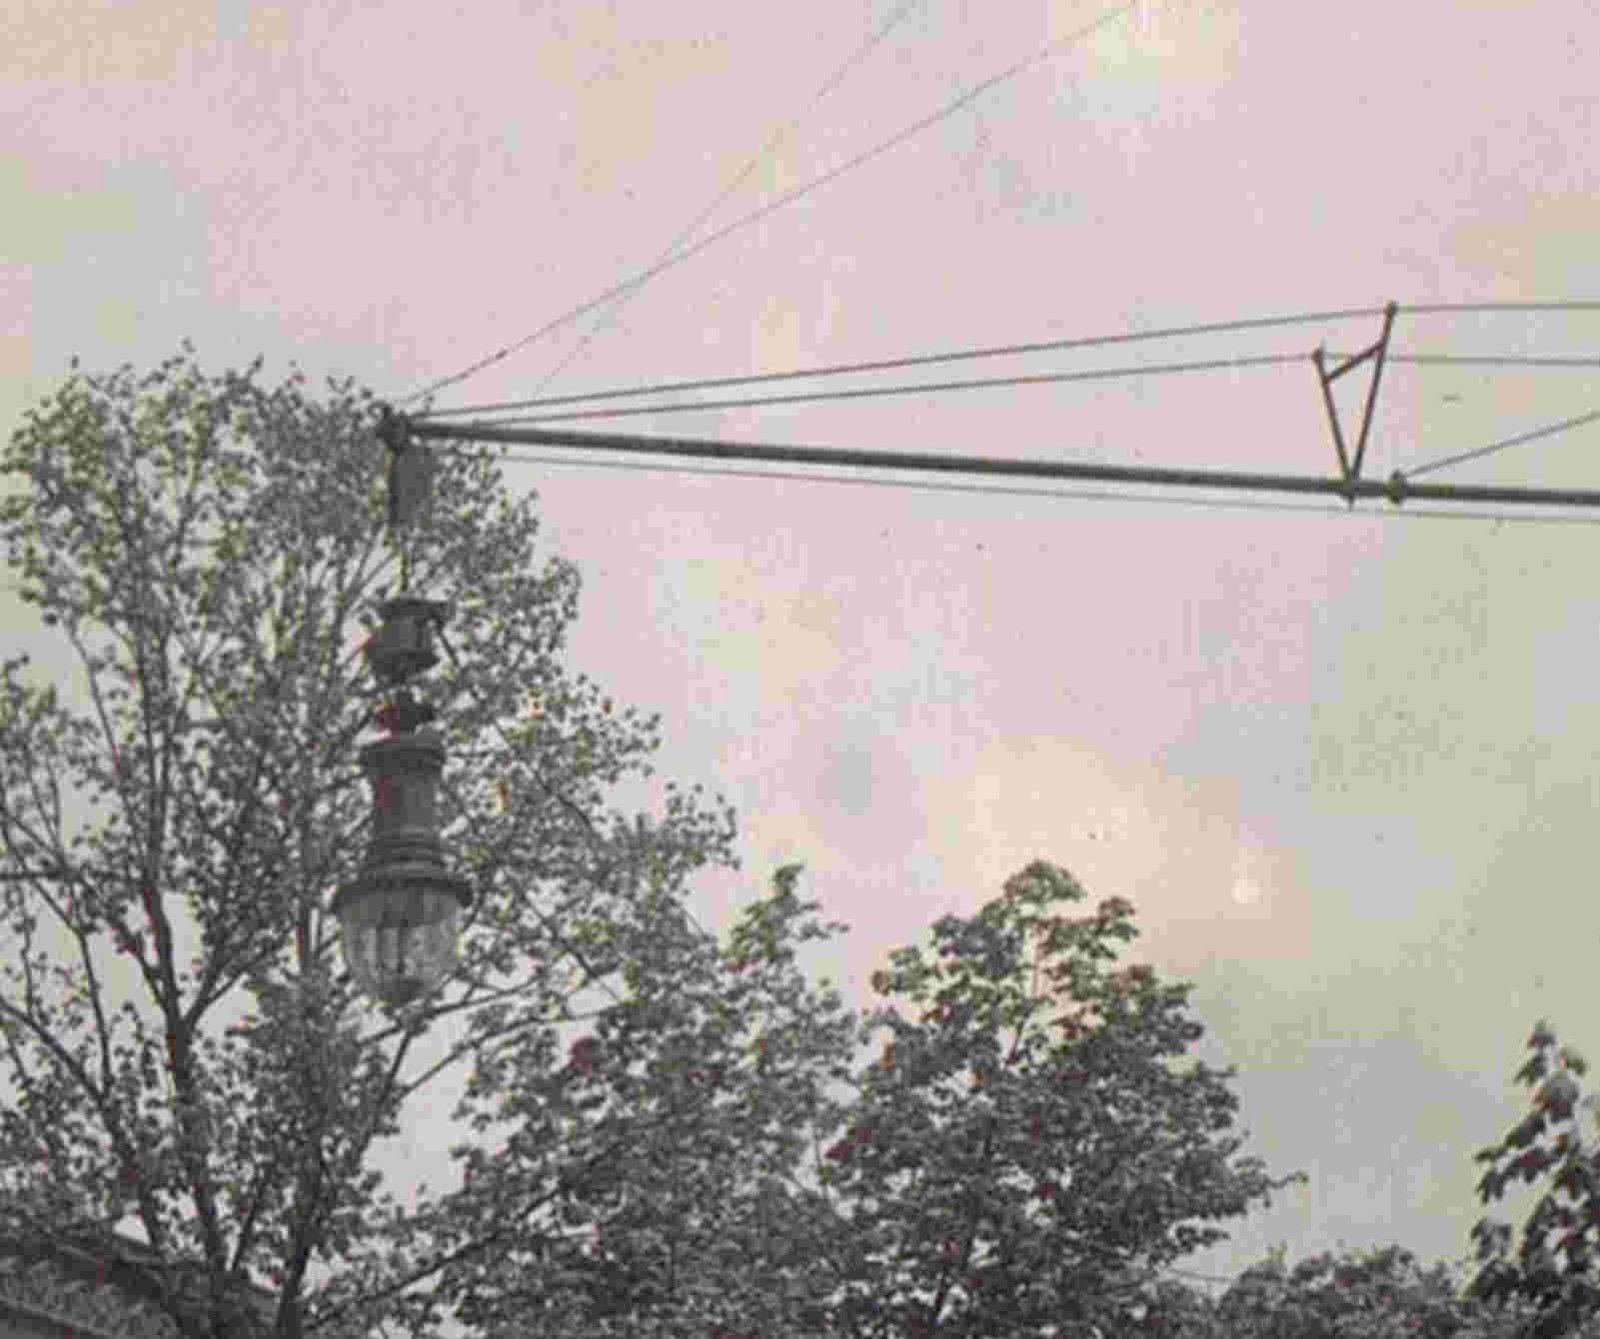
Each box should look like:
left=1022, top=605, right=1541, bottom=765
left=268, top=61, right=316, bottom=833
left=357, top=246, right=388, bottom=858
left=0, top=349, right=735, bottom=1337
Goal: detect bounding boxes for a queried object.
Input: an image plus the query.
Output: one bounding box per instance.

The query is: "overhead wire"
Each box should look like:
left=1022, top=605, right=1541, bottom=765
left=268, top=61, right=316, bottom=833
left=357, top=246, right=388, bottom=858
left=467, top=353, right=1306, bottom=426
left=519, top=0, right=929, bottom=401
left=1396, top=301, right=1600, bottom=315
left=421, top=348, right=1600, bottom=432
left=400, top=0, right=1137, bottom=407
left=415, top=307, right=1388, bottom=421
left=417, top=315, right=1600, bottom=425
left=1356, top=353, right=1600, bottom=368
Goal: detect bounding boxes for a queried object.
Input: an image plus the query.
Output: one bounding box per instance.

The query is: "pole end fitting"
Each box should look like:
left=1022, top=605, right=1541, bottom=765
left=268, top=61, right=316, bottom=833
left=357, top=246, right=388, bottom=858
left=377, top=405, right=409, bottom=456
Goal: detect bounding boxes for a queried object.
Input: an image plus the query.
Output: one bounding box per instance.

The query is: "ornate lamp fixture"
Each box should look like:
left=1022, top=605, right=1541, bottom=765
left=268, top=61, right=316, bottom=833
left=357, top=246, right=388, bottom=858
left=331, top=414, right=471, bottom=1006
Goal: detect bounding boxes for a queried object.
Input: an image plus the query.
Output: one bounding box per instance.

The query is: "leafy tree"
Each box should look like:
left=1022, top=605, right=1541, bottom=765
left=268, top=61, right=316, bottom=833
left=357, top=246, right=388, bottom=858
left=0, top=347, right=738, bottom=1338
left=1469, top=1021, right=1600, bottom=1339
left=806, top=861, right=1300, bottom=1336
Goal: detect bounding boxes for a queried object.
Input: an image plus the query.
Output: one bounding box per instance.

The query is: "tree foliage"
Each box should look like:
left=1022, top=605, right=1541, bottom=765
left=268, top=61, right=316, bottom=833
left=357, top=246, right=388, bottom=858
left=449, top=859, right=1303, bottom=1337
left=424, top=862, right=858, bottom=1339
left=810, top=860, right=1301, bottom=1337
left=0, top=347, right=736, bottom=1338
left=1468, top=1021, right=1600, bottom=1339
left=1206, top=1243, right=1539, bottom=1339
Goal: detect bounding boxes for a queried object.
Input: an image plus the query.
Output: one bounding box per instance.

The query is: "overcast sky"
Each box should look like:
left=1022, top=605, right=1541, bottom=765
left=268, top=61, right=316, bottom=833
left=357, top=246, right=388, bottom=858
left=8, top=0, right=1600, bottom=1302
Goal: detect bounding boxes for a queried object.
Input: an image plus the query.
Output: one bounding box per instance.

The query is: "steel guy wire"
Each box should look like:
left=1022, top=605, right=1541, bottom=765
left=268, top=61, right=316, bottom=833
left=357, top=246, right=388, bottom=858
left=1403, top=408, right=1600, bottom=479
left=468, top=353, right=1306, bottom=425
left=1399, top=301, right=1600, bottom=315
left=416, top=309, right=1386, bottom=420
left=418, top=324, right=1600, bottom=423
left=401, top=0, right=1136, bottom=407
left=523, top=0, right=929, bottom=402
left=1358, top=354, right=1600, bottom=368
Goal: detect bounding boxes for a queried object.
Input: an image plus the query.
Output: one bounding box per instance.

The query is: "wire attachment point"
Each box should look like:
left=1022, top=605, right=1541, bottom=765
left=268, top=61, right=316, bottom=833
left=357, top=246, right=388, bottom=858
left=379, top=406, right=437, bottom=534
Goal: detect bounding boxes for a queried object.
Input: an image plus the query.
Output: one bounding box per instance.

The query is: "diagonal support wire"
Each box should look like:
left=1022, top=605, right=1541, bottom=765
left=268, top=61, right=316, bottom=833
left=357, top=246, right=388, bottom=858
left=1403, top=408, right=1600, bottom=480
left=400, top=2, right=1132, bottom=407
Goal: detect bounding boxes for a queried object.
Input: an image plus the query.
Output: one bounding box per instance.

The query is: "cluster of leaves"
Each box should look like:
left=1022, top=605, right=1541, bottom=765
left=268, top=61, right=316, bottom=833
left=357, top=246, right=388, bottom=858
left=1199, top=1244, right=1538, bottom=1339
left=1468, top=1021, right=1600, bottom=1338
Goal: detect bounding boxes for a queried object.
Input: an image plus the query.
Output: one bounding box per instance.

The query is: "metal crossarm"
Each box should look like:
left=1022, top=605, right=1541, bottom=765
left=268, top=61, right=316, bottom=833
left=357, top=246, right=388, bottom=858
left=399, top=414, right=1600, bottom=512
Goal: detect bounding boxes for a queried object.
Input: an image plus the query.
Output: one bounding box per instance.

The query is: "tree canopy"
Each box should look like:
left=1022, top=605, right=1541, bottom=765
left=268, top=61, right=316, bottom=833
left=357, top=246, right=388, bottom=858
left=0, top=348, right=1309, bottom=1338
left=812, top=860, right=1298, bottom=1337
left=431, top=859, right=1305, bottom=1338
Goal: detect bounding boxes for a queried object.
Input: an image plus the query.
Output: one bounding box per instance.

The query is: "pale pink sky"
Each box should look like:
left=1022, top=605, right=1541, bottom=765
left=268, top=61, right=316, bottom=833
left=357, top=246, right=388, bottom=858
left=7, top=0, right=1600, bottom=1297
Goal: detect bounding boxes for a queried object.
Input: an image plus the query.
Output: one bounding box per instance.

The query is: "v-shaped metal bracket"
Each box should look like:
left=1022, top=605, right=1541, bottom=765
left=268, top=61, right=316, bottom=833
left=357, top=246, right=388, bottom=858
left=1312, top=302, right=1398, bottom=503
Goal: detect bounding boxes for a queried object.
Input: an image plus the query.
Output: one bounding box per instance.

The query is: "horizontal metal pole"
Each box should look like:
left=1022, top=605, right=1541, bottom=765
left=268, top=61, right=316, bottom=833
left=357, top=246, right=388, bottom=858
left=404, top=417, right=1600, bottom=510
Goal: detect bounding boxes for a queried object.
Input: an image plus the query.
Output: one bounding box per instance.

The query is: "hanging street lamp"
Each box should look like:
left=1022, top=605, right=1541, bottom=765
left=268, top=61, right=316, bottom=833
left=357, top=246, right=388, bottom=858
left=330, top=412, right=471, bottom=1007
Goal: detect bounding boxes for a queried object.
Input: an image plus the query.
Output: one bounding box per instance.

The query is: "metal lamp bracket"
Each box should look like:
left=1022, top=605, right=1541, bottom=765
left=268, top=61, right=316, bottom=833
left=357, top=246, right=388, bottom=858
left=365, top=595, right=450, bottom=733
left=1311, top=301, right=1398, bottom=505
left=378, top=407, right=436, bottom=532
left=367, top=596, right=448, bottom=687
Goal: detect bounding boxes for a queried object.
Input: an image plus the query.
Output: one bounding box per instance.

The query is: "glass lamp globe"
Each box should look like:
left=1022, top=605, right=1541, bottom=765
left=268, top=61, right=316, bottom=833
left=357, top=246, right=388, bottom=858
left=332, top=727, right=470, bottom=1006
left=335, top=878, right=466, bottom=1006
